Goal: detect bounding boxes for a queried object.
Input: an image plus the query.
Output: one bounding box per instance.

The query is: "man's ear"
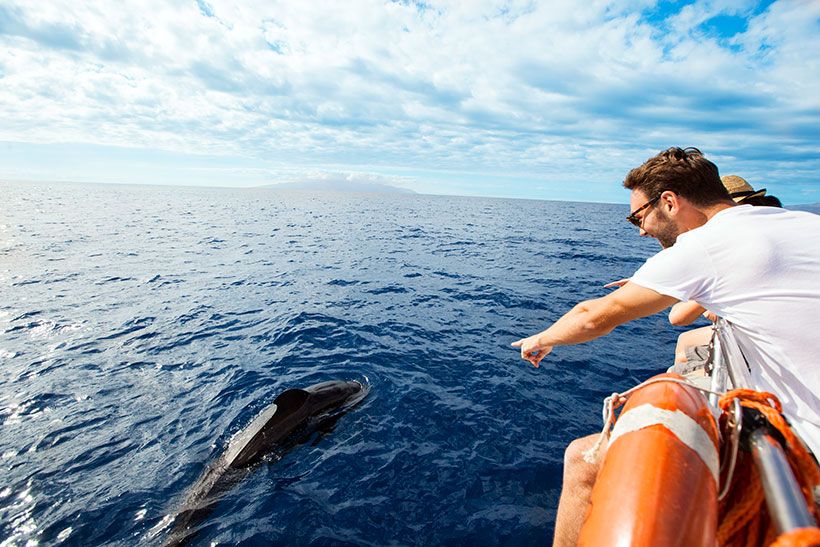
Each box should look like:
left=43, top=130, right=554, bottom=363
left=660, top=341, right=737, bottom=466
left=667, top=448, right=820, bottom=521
left=659, top=190, right=681, bottom=214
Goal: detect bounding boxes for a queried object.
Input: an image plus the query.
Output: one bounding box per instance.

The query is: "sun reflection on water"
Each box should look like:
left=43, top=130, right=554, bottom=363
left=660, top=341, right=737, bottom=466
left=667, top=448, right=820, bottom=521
left=0, top=481, right=39, bottom=546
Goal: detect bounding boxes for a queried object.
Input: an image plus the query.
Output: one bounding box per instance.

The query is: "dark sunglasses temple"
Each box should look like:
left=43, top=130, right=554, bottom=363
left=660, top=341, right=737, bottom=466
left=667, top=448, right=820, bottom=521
left=626, top=196, right=660, bottom=226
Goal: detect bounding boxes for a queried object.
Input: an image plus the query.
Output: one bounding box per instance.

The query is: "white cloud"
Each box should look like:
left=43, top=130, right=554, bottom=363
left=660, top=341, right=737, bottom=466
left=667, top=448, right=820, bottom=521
left=0, top=0, right=817, bottom=201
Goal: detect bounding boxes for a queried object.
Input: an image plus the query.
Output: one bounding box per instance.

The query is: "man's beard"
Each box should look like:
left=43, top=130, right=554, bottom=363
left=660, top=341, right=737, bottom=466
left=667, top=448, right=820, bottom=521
left=654, top=208, right=682, bottom=249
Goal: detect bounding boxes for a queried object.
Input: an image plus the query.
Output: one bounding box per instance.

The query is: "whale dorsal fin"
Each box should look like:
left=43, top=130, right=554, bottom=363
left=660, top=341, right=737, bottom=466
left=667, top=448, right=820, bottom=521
left=223, top=389, right=311, bottom=468
left=273, top=389, right=310, bottom=413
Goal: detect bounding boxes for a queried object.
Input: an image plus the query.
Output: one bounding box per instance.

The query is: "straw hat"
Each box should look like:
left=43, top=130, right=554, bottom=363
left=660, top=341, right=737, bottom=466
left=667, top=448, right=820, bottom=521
left=721, top=175, right=767, bottom=203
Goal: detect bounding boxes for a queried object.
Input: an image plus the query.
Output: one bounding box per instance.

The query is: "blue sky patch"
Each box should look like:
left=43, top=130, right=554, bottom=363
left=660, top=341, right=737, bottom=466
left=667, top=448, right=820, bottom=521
left=701, top=14, right=748, bottom=38
left=640, top=0, right=695, bottom=27
left=196, top=0, right=214, bottom=18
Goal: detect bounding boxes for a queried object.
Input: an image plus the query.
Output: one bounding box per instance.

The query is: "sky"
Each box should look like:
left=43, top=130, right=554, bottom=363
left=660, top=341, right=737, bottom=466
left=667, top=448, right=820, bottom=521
left=0, top=0, right=818, bottom=203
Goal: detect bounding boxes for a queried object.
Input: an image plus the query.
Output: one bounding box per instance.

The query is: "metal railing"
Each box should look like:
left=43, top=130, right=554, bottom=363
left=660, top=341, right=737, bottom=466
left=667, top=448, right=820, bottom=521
left=708, top=319, right=752, bottom=405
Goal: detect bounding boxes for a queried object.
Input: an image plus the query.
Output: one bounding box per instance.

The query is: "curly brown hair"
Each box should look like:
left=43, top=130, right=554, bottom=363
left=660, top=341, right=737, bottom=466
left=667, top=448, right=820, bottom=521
left=623, top=147, right=731, bottom=206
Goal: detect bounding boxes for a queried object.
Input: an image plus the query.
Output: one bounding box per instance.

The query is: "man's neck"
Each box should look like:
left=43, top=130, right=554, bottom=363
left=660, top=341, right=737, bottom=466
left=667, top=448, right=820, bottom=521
left=701, top=200, right=736, bottom=221
left=681, top=200, right=736, bottom=231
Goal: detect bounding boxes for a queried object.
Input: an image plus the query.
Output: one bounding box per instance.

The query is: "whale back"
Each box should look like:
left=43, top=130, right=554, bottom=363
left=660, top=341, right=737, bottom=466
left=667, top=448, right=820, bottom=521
left=164, top=380, right=369, bottom=546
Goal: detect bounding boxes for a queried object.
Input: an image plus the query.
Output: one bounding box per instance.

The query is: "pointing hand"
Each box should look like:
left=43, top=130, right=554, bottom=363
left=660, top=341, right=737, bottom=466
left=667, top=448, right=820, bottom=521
left=511, top=336, right=553, bottom=368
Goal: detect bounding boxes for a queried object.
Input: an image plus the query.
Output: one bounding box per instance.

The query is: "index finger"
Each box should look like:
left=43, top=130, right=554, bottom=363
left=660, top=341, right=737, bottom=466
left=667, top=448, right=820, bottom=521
left=603, top=278, right=629, bottom=289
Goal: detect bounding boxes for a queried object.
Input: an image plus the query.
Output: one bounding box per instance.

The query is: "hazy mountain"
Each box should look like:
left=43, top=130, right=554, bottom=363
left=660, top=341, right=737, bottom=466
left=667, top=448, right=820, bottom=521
left=792, top=203, right=820, bottom=214
left=262, top=180, right=416, bottom=194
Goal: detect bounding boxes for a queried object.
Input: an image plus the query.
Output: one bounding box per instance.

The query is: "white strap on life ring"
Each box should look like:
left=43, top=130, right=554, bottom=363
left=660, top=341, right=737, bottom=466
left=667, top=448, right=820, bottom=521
left=610, top=403, right=719, bottom=484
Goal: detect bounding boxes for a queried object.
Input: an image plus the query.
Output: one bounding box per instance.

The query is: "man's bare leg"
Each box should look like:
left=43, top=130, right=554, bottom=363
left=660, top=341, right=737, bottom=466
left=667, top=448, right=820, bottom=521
left=553, top=434, right=601, bottom=547
left=673, top=326, right=712, bottom=366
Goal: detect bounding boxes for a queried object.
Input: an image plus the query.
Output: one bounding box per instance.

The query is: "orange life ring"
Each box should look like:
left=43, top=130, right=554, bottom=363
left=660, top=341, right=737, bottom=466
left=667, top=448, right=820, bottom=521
left=578, top=373, right=720, bottom=546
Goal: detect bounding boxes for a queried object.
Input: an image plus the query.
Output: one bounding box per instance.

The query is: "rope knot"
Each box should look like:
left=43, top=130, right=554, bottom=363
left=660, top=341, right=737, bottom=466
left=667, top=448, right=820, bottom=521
left=718, top=388, right=782, bottom=413
left=582, top=391, right=624, bottom=464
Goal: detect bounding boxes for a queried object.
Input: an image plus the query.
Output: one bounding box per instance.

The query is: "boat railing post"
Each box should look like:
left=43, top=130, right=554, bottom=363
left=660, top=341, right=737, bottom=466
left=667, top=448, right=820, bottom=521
left=749, top=428, right=816, bottom=533
left=714, top=320, right=753, bottom=389
left=708, top=324, right=728, bottom=408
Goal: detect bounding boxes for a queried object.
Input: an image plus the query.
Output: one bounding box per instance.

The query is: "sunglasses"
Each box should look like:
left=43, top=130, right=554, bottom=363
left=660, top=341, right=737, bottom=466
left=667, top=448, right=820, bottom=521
left=626, top=195, right=661, bottom=227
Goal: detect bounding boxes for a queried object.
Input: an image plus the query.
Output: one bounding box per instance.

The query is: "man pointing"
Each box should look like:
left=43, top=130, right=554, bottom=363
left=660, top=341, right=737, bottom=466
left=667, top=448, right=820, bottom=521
left=512, top=147, right=820, bottom=545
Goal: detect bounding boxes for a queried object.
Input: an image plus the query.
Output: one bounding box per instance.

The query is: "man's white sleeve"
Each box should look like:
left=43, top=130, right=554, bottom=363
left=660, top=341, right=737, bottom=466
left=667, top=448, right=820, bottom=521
left=630, top=236, right=716, bottom=303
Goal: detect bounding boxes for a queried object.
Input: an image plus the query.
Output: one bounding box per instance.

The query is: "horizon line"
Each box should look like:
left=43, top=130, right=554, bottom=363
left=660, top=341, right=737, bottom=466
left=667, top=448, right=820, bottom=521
left=6, top=177, right=819, bottom=208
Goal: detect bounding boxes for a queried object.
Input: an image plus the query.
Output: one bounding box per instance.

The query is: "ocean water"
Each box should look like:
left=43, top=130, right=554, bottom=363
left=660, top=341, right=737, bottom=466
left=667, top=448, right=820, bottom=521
left=1, top=181, right=682, bottom=545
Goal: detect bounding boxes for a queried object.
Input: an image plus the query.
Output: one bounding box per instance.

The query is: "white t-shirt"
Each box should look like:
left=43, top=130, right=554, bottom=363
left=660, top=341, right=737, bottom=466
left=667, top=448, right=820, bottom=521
left=631, top=205, right=820, bottom=456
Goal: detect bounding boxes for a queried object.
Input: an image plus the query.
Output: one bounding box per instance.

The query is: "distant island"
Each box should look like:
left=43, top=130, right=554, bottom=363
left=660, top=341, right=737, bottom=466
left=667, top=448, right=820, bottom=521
left=261, top=179, right=416, bottom=194
left=793, top=203, right=820, bottom=214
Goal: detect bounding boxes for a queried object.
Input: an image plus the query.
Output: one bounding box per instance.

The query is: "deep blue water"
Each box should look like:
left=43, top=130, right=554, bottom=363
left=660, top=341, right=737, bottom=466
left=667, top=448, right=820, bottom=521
left=1, top=181, right=683, bottom=545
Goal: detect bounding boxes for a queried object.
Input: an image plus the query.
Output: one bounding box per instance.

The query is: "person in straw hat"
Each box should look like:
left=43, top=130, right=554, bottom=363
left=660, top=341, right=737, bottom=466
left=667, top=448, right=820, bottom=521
left=721, top=174, right=782, bottom=206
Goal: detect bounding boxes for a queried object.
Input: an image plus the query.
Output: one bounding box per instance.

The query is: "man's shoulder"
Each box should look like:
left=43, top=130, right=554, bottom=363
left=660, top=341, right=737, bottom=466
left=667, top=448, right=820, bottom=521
left=688, top=205, right=820, bottom=244
left=711, top=204, right=820, bottom=225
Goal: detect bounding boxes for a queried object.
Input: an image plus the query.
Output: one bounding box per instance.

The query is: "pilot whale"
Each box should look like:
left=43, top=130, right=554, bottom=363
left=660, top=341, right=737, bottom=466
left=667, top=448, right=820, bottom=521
left=163, top=379, right=369, bottom=545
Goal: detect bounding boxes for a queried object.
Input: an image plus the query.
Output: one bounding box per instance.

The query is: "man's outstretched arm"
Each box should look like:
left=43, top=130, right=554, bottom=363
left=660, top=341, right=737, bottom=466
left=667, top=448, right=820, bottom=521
left=668, top=300, right=707, bottom=326
left=511, top=282, right=678, bottom=367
